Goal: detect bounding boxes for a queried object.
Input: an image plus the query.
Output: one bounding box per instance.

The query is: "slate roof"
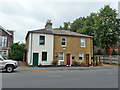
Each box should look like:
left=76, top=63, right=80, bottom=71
left=26, top=29, right=93, bottom=39
left=0, top=25, right=12, bottom=36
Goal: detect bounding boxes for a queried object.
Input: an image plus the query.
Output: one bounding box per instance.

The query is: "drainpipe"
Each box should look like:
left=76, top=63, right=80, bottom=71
left=29, top=33, right=33, bottom=65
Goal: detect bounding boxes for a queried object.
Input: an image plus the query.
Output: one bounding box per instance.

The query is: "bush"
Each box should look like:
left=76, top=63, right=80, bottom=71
left=73, top=61, right=78, bottom=66
left=112, top=49, right=118, bottom=55
left=10, top=42, right=27, bottom=61
left=96, top=49, right=103, bottom=55
left=52, top=61, right=58, bottom=67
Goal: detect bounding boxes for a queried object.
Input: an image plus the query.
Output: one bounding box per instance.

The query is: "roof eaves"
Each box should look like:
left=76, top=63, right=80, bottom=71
left=0, top=25, right=12, bottom=36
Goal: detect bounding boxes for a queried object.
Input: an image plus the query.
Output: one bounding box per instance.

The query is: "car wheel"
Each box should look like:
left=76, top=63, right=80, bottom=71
left=6, top=65, right=14, bottom=73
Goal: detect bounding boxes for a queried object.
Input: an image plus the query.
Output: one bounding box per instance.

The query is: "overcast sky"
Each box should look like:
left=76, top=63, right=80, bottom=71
left=0, top=0, right=119, bottom=43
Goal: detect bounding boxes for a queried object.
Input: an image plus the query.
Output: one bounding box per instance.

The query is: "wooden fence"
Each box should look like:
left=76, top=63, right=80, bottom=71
left=94, top=55, right=120, bottom=65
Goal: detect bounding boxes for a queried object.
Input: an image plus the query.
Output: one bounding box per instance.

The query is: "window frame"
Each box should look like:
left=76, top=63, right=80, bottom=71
left=42, top=52, right=47, bottom=61
left=79, top=53, right=84, bottom=60
left=39, top=35, right=45, bottom=45
left=81, top=39, right=85, bottom=47
left=59, top=52, right=64, bottom=61
left=61, top=37, right=66, bottom=47
left=2, top=36, right=7, bottom=47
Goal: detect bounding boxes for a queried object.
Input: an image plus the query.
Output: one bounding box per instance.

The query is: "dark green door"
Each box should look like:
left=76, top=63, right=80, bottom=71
left=33, top=53, right=38, bottom=66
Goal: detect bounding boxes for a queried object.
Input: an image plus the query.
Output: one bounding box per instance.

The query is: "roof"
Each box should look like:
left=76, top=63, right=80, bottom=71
left=0, top=25, right=12, bottom=36
left=26, top=29, right=93, bottom=39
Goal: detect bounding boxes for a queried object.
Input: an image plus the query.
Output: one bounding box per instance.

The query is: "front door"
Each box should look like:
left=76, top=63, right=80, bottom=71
left=86, top=54, right=89, bottom=66
left=33, top=53, right=38, bottom=66
left=67, top=54, right=70, bottom=65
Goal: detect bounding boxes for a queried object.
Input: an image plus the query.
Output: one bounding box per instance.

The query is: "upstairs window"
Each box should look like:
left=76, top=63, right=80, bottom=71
left=2, top=36, right=7, bottom=47
left=79, top=53, right=84, bottom=60
left=40, top=36, right=45, bottom=45
left=81, top=39, right=85, bottom=47
left=61, top=37, right=66, bottom=46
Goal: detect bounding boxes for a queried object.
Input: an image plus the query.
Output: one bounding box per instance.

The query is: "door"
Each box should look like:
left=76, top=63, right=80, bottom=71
left=33, top=53, right=38, bottom=66
left=86, top=54, right=89, bottom=66
left=67, top=54, right=70, bottom=65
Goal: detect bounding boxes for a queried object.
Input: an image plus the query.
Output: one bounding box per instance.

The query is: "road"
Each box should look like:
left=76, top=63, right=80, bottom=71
left=2, top=68, right=118, bottom=88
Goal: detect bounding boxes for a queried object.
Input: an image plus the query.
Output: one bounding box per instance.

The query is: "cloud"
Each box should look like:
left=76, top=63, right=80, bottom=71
left=0, top=0, right=118, bottom=42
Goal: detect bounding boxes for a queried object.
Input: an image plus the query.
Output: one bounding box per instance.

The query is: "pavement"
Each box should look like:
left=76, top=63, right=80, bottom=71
left=2, top=67, right=118, bottom=88
left=15, top=66, right=118, bottom=72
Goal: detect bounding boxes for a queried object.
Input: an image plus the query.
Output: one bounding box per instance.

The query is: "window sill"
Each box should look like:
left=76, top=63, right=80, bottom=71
left=59, top=60, right=64, bottom=62
left=42, top=60, right=47, bottom=61
left=81, top=46, right=85, bottom=48
left=61, top=45, right=66, bottom=47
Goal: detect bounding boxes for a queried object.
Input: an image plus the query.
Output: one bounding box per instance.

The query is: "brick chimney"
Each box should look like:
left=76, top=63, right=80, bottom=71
left=45, top=20, right=52, bottom=30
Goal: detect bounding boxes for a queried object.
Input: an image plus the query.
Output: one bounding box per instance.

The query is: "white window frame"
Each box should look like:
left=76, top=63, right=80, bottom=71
left=81, top=39, right=85, bottom=47
left=79, top=53, right=84, bottom=60
left=2, top=36, right=7, bottom=47
left=61, top=37, right=66, bottom=47
left=59, top=52, right=64, bottom=61
left=39, top=35, right=45, bottom=45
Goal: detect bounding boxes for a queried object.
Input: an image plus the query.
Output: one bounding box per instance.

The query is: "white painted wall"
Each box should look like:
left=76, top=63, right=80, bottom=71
left=27, top=33, right=54, bottom=65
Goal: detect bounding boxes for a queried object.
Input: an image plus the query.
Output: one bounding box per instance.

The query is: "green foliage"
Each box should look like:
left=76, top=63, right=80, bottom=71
left=70, top=17, right=86, bottom=32
left=58, top=22, right=70, bottom=30
left=10, top=42, right=27, bottom=61
left=112, top=49, right=118, bottom=55
left=96, top=49, right=103, bottom=55
left=52, top=61, right=58, bottom=67
left=70, top=5, right=119, bottom=54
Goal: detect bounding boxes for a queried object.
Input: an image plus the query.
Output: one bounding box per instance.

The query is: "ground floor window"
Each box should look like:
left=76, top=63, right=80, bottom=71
left=59, top=52, right=64, bottom=61
left=42, top=52, right=47, bottom=61
left=79, top=53, right=84, bottom=60
left=0, top=50, right=8, bottom=59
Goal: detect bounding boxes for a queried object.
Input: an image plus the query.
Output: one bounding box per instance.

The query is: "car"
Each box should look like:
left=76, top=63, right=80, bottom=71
left=0, top=55, right=18, bottom=73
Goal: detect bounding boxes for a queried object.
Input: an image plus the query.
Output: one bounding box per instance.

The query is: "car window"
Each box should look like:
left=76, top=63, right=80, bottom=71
left=0, top=58, right=3, bottom=61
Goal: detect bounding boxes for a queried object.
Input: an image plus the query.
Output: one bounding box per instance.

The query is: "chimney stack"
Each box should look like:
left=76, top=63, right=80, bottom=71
left=45, top=20, right=52, bottom=30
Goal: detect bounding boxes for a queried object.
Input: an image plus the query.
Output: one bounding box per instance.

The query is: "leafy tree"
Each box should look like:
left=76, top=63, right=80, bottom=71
left=96, top=5, right=118, bottom=54
left=70, top=17, right=86, bottom=32
left=57, top=22, right=70, bottom=30
left=70, top=5, right=119, bottom=54
left=10, top=42, right=27, bottom=61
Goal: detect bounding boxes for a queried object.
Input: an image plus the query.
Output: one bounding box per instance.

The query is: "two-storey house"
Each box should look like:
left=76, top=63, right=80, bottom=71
left=0, top=26, right=14, bottom=59
left=25, top=20, right=93, bottom=66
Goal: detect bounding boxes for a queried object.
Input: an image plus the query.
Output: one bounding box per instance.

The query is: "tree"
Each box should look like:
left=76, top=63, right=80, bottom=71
left=96, top=5, right=118, bottom=54
left=10, top=42, right=27, bottom=61
left=77, top=13, right=97, bottom=36
left=70, top=5, right=119, bottom=54
left=57, top=22, right=70, bottom=30
left=70, top=17, right=86, bottom=32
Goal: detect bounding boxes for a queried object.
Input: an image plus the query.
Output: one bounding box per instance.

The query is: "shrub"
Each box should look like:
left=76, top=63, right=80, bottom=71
left=52, top=61, right=58, bottom=67
left=112, top=49, right=118, bottom=55
left=96, top=49, right=103, bottom=55
left=73, top=61, right=78, bottom=66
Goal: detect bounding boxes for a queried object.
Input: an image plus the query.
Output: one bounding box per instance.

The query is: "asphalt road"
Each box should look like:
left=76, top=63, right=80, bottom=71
left=2, top=68, right=118, bottom=88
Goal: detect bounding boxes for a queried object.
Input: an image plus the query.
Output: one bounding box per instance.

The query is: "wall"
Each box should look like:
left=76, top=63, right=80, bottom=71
left=27, top=33, right=54, bottom=65
left=53, top=35, right=93, bottom=65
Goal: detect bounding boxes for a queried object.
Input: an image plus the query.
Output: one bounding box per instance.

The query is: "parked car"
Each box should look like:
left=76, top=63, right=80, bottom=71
left=0, top=55, right=18, bottom=73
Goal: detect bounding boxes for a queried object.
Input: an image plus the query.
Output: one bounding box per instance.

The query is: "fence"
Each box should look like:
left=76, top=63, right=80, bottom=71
left=94, top=55, right=120, bottom=65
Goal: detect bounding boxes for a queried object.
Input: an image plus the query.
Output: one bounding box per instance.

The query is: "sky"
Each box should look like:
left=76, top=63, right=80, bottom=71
left=0, top=0, right=119, bottom=43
